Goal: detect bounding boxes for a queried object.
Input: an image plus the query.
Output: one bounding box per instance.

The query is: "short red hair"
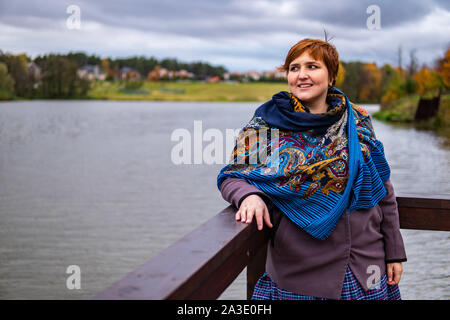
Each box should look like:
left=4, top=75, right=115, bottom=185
left=279, top=38, right=339, bottom=86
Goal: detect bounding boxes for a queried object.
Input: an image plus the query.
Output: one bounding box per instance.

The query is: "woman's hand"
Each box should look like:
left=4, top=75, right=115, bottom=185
left=236, top=194, right=273, bottom=230
left=386, top=262, right=403, bottom=285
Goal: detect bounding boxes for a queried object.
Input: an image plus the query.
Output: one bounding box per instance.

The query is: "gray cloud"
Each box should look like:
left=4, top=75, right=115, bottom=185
left=0, top=0, right=448, bottom=71
left=0, top=0, right=442, bottom=32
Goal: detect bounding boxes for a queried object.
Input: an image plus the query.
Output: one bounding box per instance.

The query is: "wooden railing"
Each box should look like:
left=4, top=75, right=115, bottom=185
left=93, top=193, right=450, bottom=300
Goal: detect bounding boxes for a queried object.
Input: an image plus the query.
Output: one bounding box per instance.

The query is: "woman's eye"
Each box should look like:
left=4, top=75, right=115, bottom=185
left=309, top=65, right=318, bottom=69
left=290, top=66, right=298, bottom=71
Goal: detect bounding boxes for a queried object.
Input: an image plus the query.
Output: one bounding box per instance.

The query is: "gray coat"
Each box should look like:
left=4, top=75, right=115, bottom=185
left=220, top=177, right=407, bottom=299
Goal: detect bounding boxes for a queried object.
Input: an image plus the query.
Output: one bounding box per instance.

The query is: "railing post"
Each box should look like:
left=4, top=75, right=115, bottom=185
left=246, top=239, right=268, bottom=300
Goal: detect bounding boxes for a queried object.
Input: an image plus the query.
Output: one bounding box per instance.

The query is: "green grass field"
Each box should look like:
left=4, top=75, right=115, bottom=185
left=88, top=81, right=289, bottom=102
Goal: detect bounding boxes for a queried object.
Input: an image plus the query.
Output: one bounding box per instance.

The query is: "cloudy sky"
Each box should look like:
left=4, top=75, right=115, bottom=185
left=0, top=0, right=449, bottom=72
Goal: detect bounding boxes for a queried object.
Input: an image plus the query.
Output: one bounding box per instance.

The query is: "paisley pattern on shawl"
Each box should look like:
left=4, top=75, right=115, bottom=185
left=217, top=87, right=390, bottom=240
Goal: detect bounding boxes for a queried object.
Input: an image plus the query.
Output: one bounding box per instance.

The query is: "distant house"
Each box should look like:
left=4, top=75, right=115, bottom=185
left=28, top=62, right=41, bottom=80
left=115, top=67, right=141, bottom=81
left=147, top=67, right=168, bottom=81
left=262, top=69, right=286, bottom=80
left=208, top=76, right=221, bottom=83
left=147, top=67, right=194, bottom=81
left=27, top=62, right=41, bottom=88
left=223, top=72, right=243, bottom=81
left=224, top=70, right=261, bottom=82
left=77, top=65, right=106, bottom=81
left=159, top=68, right=170, bottom=79
left=224, top=69, right=286, bottom=82
left=244, top=70, right=261, bottom=81
left=175, top=69, right=194, bottom=80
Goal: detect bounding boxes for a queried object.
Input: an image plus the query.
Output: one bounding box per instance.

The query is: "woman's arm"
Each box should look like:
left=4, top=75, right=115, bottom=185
left=379, top=179, right=407, bottom=285
left=379, top=179, right=407, bottom=262
left=220, top=177, right=273, bottom=230
left=220, top=177, right=273, bottom=210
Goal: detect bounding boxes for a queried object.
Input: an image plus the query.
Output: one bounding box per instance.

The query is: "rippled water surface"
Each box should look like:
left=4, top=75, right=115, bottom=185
left=0, top=101, right=448, bottom=300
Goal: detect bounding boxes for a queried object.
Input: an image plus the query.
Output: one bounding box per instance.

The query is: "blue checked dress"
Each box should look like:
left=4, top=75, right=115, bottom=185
left=252, top=265, right=401, bottom=300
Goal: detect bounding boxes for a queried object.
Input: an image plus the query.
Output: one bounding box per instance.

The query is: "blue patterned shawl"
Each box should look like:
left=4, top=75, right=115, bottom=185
left=217, top=87, right=390, bottom=240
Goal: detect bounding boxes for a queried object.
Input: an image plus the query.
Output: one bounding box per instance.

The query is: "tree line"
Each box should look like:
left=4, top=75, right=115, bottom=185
left=0, top=48, right=449, bottom=102
left=337, top=47, right=450, bottom=105
left=0, top=51, right=228, bottom=99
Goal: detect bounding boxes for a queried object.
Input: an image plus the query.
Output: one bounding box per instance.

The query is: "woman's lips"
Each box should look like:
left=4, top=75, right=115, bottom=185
left=298, top=84, right=313, bottom=90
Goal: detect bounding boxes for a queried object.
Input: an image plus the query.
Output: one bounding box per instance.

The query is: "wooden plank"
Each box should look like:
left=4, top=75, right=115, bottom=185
left=247, top=242, right=268, bottom=300
left=93, top=205, right=269, bottom=300
left=175, top=224, right=269, bottom=300
left=397, top=193, right=450, bottom=209
left=398, top=207, right=450, bottom=231
left=396, top=194, right=450, bottom=231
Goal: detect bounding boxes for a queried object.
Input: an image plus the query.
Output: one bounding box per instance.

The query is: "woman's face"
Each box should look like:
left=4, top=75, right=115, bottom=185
left=287, top=51, right=331, bottom=104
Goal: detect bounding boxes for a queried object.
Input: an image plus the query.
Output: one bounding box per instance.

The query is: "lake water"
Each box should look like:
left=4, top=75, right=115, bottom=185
left=0, top=100, right=449, bottom=300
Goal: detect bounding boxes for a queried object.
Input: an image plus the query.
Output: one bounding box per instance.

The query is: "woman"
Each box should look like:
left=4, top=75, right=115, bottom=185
left=217, top=38, right=407, bottom=300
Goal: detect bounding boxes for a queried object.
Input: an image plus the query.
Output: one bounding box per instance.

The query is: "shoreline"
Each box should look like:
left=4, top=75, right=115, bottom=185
left=372, top=93, right=450, bottom=145
left=373, top=93, right=449, bottom=125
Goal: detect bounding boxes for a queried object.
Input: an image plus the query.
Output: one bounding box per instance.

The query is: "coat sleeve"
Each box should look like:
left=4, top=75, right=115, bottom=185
left=220, top=177, right=273, bottom=210
left=379, top=179, right=407, bottom=262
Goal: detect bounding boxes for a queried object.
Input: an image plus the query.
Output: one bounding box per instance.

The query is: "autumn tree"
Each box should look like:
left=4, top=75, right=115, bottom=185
left=436, top=47, right=450, bottom=89
left=0, top=62, right=15, bottom=100
left=339, top=61, right=365, bottom=102
left=147, top=65, right=161, bottom=81
left=0, top=52, right=35, bottom=97
left=359, top=62, right=382, bottom=102
left=39, top=55, right=89, bottom=98
left=380, top=64, right=405, bottom=106
left=335, top=61, right=345, bottom=87
left=414, top=66, right=440, bottom=95
left=101, top=58, right=115, bottom=80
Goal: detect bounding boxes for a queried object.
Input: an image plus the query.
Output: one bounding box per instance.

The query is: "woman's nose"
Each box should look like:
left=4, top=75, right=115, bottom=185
left=298, top=67, right=308, bottom=79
